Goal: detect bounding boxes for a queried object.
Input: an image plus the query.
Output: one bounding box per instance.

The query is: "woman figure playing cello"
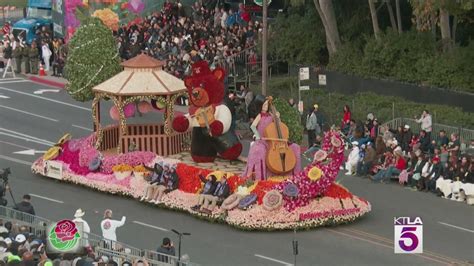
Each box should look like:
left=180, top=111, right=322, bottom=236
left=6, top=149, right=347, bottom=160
left=243, top=97, right=302, bottom=180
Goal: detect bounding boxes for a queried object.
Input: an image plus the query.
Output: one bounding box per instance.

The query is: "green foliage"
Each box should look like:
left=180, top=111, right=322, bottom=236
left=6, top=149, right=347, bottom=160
left=268, top=7, right=325, bottom=65
left=64, top=17, right=122, bottom=102
left=273, top=98, right=304, bottom=145
left=260, top=77, right=474, bottom=129
left=328, top=30, right=474, bottom=93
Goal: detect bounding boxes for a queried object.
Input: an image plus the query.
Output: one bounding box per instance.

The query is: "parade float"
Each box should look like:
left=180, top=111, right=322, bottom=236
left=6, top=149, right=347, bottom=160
left=31, top=57, right=371, bottom=231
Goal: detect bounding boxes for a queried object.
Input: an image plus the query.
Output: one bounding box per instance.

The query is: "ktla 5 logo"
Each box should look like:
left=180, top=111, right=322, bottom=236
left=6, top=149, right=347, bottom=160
left=394, top=217, right=423, bottom=254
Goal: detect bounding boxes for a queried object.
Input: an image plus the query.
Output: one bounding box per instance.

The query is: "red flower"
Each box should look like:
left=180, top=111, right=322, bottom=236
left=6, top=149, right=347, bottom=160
left=252, top=180, right=281, bottom=204
left=323, top=183, right=353, bottom=199
left=227, top=175, right=245, bottom=193
left=176, top=163, right=210, bottom=193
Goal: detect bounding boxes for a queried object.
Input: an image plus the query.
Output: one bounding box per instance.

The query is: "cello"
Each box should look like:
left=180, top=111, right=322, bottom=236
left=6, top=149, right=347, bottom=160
left=263, top=97, right=297, bottom=174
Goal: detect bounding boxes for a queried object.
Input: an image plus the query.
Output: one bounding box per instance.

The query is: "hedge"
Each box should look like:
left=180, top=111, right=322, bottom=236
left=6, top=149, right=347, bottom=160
left=254, top=77, right=474, bottom=129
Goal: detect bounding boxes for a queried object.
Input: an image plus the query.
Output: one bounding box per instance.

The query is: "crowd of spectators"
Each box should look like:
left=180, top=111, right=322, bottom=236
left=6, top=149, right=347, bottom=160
left=116, top=1, right=260, bottom=80
left=341, top=109, right=474, bottom=205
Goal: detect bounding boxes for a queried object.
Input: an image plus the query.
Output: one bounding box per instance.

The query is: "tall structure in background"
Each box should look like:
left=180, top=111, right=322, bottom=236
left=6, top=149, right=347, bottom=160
left=261, top=0, right=268, bottom=96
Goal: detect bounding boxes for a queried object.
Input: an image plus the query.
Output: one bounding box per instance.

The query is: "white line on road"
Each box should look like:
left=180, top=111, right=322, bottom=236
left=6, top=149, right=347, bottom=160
left=0, top=154, right=33, bottom=166
left=0, top=128, right=56, bottom=146
left=254, top=254, right=293, bottom=266
left=29, top=194, right=64, bottom=204
left=0, top=105, right=59, bottom=122
left=0, top=140, right=32, bottom=150
left=0, top=80, right=30, bottom=84
left=0, top=78, right=24, bottom=81
left=0, top=132, right=53, bottom=147
left=438, top=222, right=474, bottom=233
left=133, top=221, right=169, bottom=232
left=72, top=124, right=93, bottom=132
left=0, top=86, right=90, bottom=111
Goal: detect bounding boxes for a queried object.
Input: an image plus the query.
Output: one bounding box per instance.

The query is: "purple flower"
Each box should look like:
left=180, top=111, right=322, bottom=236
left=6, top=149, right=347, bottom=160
left=238, top=194, right=257, bottom=209
left=283, top=183, right=299, bottom=197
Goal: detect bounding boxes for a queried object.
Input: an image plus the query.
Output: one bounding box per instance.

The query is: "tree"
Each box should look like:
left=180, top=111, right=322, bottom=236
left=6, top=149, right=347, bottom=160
left=368, top=0, right=381, bottom=39
left=64, top=17, right=121, bottom=102
left=395, top=0, right=403, bottom=33
left=385, top=0, right=398, bottom=31
left=312, top=0, right=341, bottom=55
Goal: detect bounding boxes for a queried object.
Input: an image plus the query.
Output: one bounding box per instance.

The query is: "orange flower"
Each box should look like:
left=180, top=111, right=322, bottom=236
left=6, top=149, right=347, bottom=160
left=92, top=8, right=119, bottom=31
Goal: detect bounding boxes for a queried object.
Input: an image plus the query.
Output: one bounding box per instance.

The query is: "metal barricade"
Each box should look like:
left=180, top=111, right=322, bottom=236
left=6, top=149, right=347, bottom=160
left=0, top=205, right=50, bottom=237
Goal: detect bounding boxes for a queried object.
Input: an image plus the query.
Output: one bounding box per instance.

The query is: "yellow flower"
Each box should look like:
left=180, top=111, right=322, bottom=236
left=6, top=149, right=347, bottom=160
left=308, top=166, right=323, bottom=181
left=112, top=164, right=133, bottom=172
left=133, top=165, right=148, bottom=172
left=92, top=8, right=119, bottom=31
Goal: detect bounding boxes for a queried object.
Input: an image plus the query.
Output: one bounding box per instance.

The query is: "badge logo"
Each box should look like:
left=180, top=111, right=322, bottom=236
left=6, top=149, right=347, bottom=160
left=394, top=217, right=423, bottom=254
left=49, top=220, right=81, bottom=252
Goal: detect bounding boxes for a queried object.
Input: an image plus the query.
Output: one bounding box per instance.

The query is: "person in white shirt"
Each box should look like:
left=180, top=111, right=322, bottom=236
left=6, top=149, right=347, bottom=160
left=345, top=141, right=360, bottom=175
left=415, top=110, right=432, bottom=136
left=100, top=209, right=126, bottom=242
left=41, top=41, right=52, bottom=71
left=72, top=209, right=90, bottom=246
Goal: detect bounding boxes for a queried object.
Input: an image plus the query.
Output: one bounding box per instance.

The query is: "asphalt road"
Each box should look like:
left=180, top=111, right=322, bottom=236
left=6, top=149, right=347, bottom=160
left=0, top=78, right=473, bottom=266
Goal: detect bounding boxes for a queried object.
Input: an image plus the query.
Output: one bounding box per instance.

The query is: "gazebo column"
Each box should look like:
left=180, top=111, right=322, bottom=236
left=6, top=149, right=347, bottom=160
left=93, top=101, right=101, bottom=132
left=118, top=96, right=124, bottom=154
left=165, top=95, right=173, bottom=136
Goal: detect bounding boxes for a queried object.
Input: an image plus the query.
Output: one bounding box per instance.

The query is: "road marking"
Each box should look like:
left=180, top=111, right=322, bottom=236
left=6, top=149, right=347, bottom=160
left=72, top=124, right=93, bottom=132
left=0, top=140, right=31, bottom=150
left=132, top=221, right=169, bottom=232
left=0, top=128, right=56, bottom=146
left=0, top=105, right=59, bottom=122
left=0, top=95, right=10, bottom=99
left=254, top=254, right=293, bottom=266
left=0, top=80, right=30, bottom=84
left=0, top=78, right=24, bottom=81
left=0, top=155, right=33, bottom=166
left=438, top=222, right=474, bottom=233
left=13, top=149, right=47, bottom=155
left=29, top=194, right=64, bottom=204
left=34, top=89, right=60, bottom=94
left=0, top=132, right=53, bottom=147
left=0, top=86, right=90, bottom=111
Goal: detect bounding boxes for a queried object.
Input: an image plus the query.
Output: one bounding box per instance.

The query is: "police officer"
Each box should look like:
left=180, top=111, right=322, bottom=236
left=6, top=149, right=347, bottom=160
left=29, top=41, right=39, bottom=74
left=22, top=42, right=30, bottom=74
left=12, top=41, right=22, bottom=73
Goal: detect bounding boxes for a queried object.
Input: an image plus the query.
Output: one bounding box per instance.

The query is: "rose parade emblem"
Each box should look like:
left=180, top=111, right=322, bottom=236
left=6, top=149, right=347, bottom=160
left=48, top=220, right=81, bottom=252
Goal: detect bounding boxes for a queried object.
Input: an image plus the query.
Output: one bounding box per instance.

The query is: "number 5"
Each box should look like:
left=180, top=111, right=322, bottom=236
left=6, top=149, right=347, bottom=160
left=399, top=227, right=419, bottom=251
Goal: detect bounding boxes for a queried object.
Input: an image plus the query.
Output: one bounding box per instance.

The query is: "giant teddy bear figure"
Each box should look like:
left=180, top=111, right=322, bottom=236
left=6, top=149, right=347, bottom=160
left=172, top=61, right=243, bottom=162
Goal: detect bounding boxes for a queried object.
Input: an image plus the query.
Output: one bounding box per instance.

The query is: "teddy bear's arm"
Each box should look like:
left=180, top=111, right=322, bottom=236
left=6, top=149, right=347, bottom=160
left=214, top=105, right=232, bottom=134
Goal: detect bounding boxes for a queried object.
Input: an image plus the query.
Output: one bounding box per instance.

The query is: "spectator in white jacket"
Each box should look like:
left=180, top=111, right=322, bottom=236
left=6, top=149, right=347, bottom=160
left=41, top=41, right=52, bottom=71
left=72, top=209, right=90, bottom=246
left=415, top=110, right=432, bottom=137
left=345, top=141, right=360, bottom=175
left=100, top=209, right=126, bottom=242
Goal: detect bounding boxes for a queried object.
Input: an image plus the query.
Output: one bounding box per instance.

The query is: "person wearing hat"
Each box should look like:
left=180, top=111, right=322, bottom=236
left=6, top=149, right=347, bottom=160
left=401, top=125, right=412, bottom=153
left=371, top=148, right=406, bottom=182
left=424, top=157, right=442, bottom=193
left=345, top=141, right=360, bottom=175
left=72, top=209, right=90, bottom=246
left=0, top=240, right=12, bottom=261
left=100, top=209, right=126, bottom=242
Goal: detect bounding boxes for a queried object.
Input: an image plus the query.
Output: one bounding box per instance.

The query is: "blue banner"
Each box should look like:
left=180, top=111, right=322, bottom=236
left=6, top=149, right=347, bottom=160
left=28, top=0, right=52, bottom=9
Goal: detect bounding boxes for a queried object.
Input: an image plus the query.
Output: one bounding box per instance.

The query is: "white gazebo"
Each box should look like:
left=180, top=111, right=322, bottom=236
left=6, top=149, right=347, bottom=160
left=91, top=53, right=189, bottom=155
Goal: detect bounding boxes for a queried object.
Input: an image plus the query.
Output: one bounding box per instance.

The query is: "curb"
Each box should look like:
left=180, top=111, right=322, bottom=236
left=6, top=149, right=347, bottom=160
left=28, top=76, right=66, bottom=89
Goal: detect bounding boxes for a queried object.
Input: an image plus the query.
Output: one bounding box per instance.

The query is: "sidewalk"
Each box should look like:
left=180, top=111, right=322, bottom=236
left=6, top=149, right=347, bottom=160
left=24, top=70, right=67, bottom=89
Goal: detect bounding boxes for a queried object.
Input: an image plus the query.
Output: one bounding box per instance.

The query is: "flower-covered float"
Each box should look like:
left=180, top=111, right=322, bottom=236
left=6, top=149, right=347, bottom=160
left=32, top=129, right=371, bottom=231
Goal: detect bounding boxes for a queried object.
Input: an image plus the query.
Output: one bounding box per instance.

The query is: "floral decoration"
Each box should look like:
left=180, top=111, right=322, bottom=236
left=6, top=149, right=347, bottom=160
left=176, top=163, right=210, bottom=193
left=238, top=194, right=257, bottom=209
left=262, top=190, right=283, bottom=211
left=283, top=183, right=299, bottom=197
left=308, top=166, right=322, bottom=181
left=92, top=8, right=119, bottom=31
left=112, top=164, right=133, bottom=172
left=133, top=165, right=148, bottom=172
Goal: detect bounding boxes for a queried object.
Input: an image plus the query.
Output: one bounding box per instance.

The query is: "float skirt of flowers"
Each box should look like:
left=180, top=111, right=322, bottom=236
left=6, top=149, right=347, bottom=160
left=31, top=134, right=371, bottom=231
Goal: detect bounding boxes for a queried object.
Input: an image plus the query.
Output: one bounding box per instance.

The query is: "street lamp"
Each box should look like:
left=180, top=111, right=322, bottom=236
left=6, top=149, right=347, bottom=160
left=171, top=229, right=191, bottom=261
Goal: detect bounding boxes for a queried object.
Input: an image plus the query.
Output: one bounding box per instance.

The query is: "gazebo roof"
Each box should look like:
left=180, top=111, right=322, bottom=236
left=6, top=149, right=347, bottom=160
left=92, top=54, right=186, bottom=96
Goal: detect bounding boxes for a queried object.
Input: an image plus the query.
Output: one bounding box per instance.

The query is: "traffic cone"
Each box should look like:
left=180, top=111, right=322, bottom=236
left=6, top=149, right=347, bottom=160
left=39, top=64, right=46, bottom=76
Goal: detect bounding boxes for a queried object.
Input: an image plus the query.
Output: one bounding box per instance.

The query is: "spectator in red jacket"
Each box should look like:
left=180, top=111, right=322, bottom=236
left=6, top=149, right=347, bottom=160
left=371, top=148, right=406, bottom=182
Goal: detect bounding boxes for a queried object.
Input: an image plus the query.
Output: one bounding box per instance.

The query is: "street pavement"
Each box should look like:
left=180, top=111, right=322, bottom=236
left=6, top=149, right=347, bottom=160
left=0, top=77, right=473, bottom=266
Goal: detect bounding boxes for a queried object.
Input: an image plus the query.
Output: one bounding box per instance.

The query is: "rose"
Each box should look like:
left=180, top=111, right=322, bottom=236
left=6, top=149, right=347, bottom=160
left=54, top=220, right=78, bottom=242
left=283, top=183, right=299, bottom=197
left=262, top=190, right=282, bottom=211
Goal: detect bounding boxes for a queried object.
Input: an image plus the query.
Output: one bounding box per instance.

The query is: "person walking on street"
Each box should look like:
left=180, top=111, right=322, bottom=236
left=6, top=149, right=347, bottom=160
left=306, top=106, right=318, bottom=148
left=100, top=209, right=126, bottom=242
left=41, top=41, right=52, bottom=71
left=29, top=42, right=39, bottom=74
left=72, top=209, right=90, bottom=246
left=14, top=194, right=35, bottom=215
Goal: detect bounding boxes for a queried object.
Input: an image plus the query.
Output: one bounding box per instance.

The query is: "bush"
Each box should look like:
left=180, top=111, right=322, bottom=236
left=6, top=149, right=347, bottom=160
left=328, top=31, right=474, bottom=93
left=256, top=77, right=474, bottom=129
left=273, top=98, right=304, bottom=144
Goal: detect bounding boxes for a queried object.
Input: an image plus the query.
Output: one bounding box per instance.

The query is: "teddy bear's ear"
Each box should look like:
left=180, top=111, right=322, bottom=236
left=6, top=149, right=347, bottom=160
left=212, top=67, right=226, bottom=81
left=184, top=77, right=193, bottom=88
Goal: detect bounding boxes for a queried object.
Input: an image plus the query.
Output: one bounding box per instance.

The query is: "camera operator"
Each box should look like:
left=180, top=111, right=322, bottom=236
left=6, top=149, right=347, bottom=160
left=14, top=195, right=35, bottom=216
left=0, top=168, right=11, bottom=206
